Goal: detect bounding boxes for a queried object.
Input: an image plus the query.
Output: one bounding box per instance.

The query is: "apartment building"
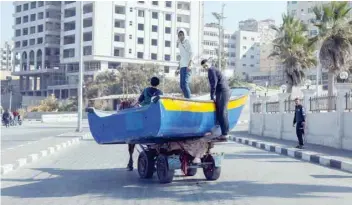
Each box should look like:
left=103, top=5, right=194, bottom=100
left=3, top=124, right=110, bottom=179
left=202, top=23, right=236, bottom=77
left=0, top=42, right=13, bottom=71
left=12, top=1, right=204, bottom=99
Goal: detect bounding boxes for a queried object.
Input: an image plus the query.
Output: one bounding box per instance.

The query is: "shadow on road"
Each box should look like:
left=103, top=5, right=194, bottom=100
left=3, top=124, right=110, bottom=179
left=2, top=168, right=352, bottom=201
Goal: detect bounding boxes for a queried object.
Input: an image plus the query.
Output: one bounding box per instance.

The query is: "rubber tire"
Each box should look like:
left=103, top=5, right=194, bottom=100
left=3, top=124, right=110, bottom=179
left=137, top=151, right=155, bottom=179
left=156, top=154, right=175, bottom=184
left=186, top=168, right=197, bottom=176
left=202, top=155, right=221, bottom=181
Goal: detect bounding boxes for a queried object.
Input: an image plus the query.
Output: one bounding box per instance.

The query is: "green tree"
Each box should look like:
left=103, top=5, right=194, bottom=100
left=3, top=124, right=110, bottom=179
left=269, top=14, right=317, bottom=93
left=309, top=1, right=352, bottom=101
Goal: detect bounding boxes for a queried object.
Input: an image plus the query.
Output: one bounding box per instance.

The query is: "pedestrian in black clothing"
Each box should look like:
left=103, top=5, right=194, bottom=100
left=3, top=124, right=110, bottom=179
left=201, top=59, right=231, bottom=141
left=293, top=98, right=306, bottom=149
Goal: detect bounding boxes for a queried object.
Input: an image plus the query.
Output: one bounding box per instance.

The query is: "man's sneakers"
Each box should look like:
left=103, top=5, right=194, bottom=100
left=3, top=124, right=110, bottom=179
left=126, top=160, right=133, bottom=171
left=295, top=145, right=304, bottom=149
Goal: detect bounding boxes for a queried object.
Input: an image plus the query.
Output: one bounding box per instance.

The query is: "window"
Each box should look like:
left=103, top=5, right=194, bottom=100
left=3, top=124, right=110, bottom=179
left=64, top=21, right=75, bottom=31
left=165, top=40, right=171, bottom=47
left=30, top=14, right=35, bottom=21
left=137, top=38, right=144, bottom=44
left=30, top=2, right=36, bottom=9
left=130, top=7, right=133, bottom=12
left=64, top=35, right=75, bottom=45
left=38, top=12, right=44, bottom=20
left=23, top=3, right=29, bottom=11
left=291, top=10, right=297, bottom=15
left=63, top=48, right=75, bottom=58
left=114, top=34, right=123, bottom=42
left=152, top=25, right=158, bottom=32
left=65, top=8, right=76, bottom=18
left=115, top=6, right=125, bottom=14
left=83, top=32, right=92, bottom=41
left=152, top=12, right=158, bottom=19
left=165, top=1, right=172, bottom=8
left=83, top=3, right=93, bottom=14
left=231, top=44, right=235, bottom=48
left=231, top=35, right=236, bottom=40
left=83, top=18, right=93, bottom=28
left=165, top=14, right=171, bottom=21
left=114, top=20, right=125, bottom=28
left=37, top=37, right=43, bottom=44
left=251, top=37, right=255, bottom=41
left=137, top=52, right=143, bottom=59
left=129, top=49, right=132, bottom=54
left=230, top=52, right=235, bottom=57
left=165, top=27, right=171, bottom=34
left=164, top=66, right=170, bottom=73
left=16, top=17, right=21, bottom=24
left=129, top=21, right=132, bottom=26
left=138, top=23, right=144, bottom=31
left=164, top=55, right=171, bottom=61
left=250, top=64, right=254, bottom=67
left=15, top=29, right=21, bottom=37
left=22, top=40, right=28, bottom=47
left=151, top=53, right=157, bottom=60
left=138, top=10, right=144, bottom=17
left=151, top=39, right=157, bottom=46
left=16, top=5, right=21, bottom=12
left=37, top=25, right=43, bottom=32
left=243, top=36, right=247, bottom=40
left=83, top=46, right=92, bottom=56
left=138, top=1, right=144, bottom=3
left=152, top=1, right=158, bottom=6
left=251, top=55, right=254, bottom=59
left=23, top=16, right=29, bottom=23
left=65, top=1, right=75, bottom=4
left=129, top=35, right=132, bottom=39
left=242, top=55, right=246, bottom=58
left=114, top=48, right=121, bottom=56
left=15, top=41, right=21, bottom=48
left=243, top=46, right=247, bottom=49
left=242, top=64, right=246, bottom=67
left=38, top=1, right=44, bottom=7
left=22, top=28, right=28, bottom=35
left=30, top=26, right=35, bottom=34
left=30, top=39, right=35, bottom=45
left=251, top=47, right=254, bottom=50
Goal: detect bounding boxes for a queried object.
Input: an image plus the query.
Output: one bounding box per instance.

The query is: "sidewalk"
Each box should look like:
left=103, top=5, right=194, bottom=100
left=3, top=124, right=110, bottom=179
left=1, top=132, right=89, bottom=175
left=230, top=131, right=352, bottom=173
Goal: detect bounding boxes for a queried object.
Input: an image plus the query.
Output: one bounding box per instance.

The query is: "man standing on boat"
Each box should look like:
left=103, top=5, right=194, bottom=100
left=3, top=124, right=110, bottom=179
left=201, top=59, right=230, bottom=141
left=176, top=28, right=193, bottom=99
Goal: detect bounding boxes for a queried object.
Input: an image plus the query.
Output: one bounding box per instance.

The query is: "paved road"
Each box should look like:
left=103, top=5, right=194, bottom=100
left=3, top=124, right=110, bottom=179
left=2, top=125, right=352, bottom=205
left=1, top=121, right=89, bottom=150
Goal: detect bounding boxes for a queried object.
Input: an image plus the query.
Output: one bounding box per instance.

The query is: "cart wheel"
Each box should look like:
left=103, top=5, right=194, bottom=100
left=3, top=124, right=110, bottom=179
left=137, top=151, right=155, bottom=179
left=156, top=154, right=175, bottom=184
left=202, top=155, right=221, bottom=181
left=186, top=168, right=197, bottom=176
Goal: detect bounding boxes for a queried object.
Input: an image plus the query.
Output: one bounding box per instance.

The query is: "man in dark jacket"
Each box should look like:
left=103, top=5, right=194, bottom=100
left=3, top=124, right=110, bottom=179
left=201, top=59, right=231, bottom=141
left=293, top=98, right=305, bottom=149
left=138, top=77, right=163, bottom=106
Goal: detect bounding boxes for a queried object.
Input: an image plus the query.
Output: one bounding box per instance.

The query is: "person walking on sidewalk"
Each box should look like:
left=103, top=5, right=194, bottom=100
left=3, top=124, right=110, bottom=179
left=293, top=98, right=306, bottom=149
left=201, top=59, right=230, bottom=142
left=177, top=28, right=193, bottom=99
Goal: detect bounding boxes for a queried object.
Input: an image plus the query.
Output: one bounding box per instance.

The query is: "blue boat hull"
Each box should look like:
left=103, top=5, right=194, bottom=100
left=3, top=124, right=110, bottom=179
left=87, top=88, right=249, bottom=144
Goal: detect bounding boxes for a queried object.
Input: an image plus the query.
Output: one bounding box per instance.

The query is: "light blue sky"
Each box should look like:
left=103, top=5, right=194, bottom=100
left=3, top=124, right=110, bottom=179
left=1, top=1, right=287, bottom=46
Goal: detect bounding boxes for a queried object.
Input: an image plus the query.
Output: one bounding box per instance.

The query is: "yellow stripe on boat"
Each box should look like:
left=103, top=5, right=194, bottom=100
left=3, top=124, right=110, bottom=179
left=161, top=95, right=248, bottom=112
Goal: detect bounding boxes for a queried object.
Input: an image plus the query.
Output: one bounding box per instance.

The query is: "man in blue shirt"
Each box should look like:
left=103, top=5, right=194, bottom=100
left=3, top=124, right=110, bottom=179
left=201, top=59, right=231, bottom=142
left=293, top=98, right=305, bottom=149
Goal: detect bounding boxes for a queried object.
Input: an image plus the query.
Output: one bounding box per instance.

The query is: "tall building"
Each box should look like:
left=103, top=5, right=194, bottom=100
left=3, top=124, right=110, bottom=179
left=202, top=23, right=236, bottom=77
left=12, top=1, right=204, bottom=99
left=0, top=42, right=13, bottom=71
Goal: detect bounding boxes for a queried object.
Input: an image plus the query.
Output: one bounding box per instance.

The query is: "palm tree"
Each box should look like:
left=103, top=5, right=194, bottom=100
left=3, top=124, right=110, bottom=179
left=309, top=1, right=352, bottom=100
left=269, top=14, right=317, bottom=93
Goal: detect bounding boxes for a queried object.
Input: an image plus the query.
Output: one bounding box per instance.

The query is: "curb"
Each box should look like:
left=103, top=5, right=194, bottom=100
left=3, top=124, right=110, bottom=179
left=228, top=135, right=352, bottom=173
left=0, top=133, right=90, bottom=176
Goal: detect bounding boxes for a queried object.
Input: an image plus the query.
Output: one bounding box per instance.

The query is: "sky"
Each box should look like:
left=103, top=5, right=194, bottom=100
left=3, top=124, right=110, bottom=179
left=0, top=1, right=287, bottom=46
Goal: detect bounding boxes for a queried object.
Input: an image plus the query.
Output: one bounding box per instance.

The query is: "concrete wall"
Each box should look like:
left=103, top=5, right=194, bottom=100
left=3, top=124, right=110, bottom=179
left=26, top=112, right=87, bottom=120
left=343, top=112, right=352, bottom=150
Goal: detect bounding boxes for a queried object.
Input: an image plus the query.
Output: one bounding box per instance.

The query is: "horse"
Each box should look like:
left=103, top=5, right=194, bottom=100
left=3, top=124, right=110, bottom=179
left=118, top=99, right=140, bottom=171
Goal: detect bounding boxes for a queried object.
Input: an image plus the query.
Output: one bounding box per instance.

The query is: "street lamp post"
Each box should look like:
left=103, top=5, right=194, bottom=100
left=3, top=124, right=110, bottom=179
left=6, top=76, right=13, bottom=111
left=76, top=1, right=84, bottom=132
left=212, top=3, right=225, bottom=71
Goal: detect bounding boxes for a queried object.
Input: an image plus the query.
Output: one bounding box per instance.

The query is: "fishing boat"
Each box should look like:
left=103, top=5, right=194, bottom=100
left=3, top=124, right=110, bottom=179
left=86, top=87, right=249, bottom=144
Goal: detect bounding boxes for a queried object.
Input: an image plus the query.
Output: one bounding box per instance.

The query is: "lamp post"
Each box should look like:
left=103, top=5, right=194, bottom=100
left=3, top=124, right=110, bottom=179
left=339, top=71, right=349, bottom=83
left=76, top=1, right=84, bottom=132
left=212, top=3, right=226, bottom=71
left=6, top=76, right=13, bottom=111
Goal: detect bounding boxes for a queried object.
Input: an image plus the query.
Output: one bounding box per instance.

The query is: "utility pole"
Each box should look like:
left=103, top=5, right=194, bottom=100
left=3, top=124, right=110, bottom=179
left=6, top=76, right=13, bottom=111
left=5, top=42, right=10, bottom=71
left=76, top=1, right=84, bottom=132
left=212, top=3, right=226, bottom=71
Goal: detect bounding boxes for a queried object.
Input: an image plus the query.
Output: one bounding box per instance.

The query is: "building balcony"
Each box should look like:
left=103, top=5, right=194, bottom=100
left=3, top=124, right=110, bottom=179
left=114, top=13, right=126, bottom=20
left=12, top=67, right=65, bottom=76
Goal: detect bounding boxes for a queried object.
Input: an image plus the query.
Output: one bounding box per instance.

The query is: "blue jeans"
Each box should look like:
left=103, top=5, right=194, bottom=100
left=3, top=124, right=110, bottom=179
left=180, top=67, right=191, bottom=98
